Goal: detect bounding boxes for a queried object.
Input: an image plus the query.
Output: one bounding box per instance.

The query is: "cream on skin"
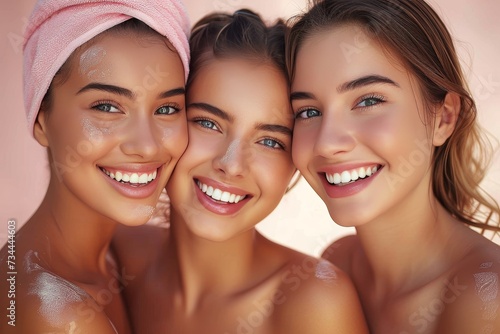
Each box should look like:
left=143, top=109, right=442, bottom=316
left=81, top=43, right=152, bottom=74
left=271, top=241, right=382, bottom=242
left=25, top=251, right=89, bottom=327
left=79, top=45, right=111, bottom=80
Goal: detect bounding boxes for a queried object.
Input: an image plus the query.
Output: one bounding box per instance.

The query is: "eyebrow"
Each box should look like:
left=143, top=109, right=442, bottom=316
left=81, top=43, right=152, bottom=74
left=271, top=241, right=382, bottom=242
left=290, top=75, right=399, bottom=102
left=337, top=75, right=400, bottom=93
left=77, top=83, right=185, bottom=100
left=256, top=123, right=292, bottom=137
left=187, top=102, right=234, bottom=122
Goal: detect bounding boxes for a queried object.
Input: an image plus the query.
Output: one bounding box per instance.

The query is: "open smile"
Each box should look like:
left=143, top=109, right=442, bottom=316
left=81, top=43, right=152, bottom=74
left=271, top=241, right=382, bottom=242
left=100, top=167, right=158, bottom=186
left=325, top=164, right=382, bottom=186
left=196, top=180, right=248, bottom=204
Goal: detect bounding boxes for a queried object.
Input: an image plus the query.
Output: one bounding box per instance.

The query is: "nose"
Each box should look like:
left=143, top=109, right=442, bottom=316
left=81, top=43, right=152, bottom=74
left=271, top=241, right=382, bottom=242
left=120, top=115, right=161, bottom=160
left=212, top=138, right=249, bottom=177
left=313, top=112, right=356, bottom=158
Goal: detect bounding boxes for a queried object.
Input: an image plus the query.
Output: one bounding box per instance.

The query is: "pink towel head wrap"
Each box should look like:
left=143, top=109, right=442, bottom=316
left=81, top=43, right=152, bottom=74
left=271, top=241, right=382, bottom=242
left=23, top=0, right=191, bottom=136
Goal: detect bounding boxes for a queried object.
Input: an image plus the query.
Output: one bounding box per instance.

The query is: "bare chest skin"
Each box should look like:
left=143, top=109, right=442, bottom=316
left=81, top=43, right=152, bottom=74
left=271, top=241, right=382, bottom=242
left=126, top=260, right=283, bottom=334
left=355, top=273, right=465, bottom=334
left=345, top=240, right=500, bottom=334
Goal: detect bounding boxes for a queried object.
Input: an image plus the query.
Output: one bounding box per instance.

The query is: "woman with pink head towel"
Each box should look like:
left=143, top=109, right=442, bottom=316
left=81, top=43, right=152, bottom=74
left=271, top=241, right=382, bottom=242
left=0, top=0, right=190, bottom=332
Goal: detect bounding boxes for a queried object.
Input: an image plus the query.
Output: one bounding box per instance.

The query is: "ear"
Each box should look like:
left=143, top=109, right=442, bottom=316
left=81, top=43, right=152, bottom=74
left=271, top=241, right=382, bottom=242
left=432, top=92, right=460, bottom=147
left=33, top=110, right=50, bottom=147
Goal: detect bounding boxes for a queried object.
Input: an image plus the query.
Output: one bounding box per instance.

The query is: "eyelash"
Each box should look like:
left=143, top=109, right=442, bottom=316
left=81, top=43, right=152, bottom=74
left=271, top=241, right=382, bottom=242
left=294, top=108, right=321, bottom=120
left=259, top=138, right=285, bottom=150
left=192, top=117, right=286, bottom=150
left=156, top=103, right=181, bottom=115
left=192, top=117, right=220, bottom=131
left=294, top=94, right=387, bottom=119
left=354, top=94, right=386, bottom=109
left=90, top=101, right=181, bottom=115
left=91, top=100, right=120, bottom=113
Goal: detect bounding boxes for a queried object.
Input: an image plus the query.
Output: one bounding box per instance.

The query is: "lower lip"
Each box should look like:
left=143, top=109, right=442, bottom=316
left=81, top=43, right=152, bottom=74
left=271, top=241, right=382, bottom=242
left=194, top=181, right=249, bottom=216
left=101, top=166, right=162, bottom=199
left=321, top=168, right=381, bottom=198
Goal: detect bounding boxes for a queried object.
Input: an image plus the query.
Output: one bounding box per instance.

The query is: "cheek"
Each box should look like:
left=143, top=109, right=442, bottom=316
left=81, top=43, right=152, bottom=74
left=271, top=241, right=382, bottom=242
left=161, top=120, right=188, bottom=159
left=292, top=126, right=315, bottom=170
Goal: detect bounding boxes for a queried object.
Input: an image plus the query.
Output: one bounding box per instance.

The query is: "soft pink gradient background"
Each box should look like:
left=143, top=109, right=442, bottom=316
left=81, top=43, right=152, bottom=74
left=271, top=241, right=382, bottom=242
left=1, top=0, right=499, bottom=255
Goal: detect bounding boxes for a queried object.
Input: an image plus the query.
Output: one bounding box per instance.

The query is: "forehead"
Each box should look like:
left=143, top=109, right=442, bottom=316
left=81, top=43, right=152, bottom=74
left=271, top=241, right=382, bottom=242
left=292, top=25, right=409, bottom=90
left=189, top=58, right=291, bottom=120
left=58, top=31, right=184, bottom=93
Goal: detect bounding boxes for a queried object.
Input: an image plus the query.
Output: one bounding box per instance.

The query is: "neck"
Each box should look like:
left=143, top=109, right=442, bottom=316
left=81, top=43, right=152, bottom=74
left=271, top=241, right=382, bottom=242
left=28, top=176, right=118, bottom=276
left=355, top=182, right=467, bottom=295
left=168, top=209, right=262, bottom=312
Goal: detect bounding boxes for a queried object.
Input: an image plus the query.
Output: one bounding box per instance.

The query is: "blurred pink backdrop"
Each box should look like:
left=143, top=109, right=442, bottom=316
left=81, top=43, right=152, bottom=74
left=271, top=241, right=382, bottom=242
left=1, top=0, right=499, bottom=255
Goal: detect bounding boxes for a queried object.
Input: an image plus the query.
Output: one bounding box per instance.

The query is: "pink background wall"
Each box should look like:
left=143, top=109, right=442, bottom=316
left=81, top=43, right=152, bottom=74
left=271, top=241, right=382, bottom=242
left=1, top=0, right=499, bottom=255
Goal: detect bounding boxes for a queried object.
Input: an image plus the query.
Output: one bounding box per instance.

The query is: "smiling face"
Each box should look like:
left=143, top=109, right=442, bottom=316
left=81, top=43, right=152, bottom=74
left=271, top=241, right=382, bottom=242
left=34, top=30, right=187, bottom=226
left=291, top=25, right=437, bottom=227
left=166, top=58, right=295, bottom=241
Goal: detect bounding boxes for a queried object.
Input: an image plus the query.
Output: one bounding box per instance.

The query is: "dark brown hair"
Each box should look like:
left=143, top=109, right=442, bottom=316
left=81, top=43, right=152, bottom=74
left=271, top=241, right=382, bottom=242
left=287, top=0, right=499, bottom=233
left=187, top=9, right=288, bottom=91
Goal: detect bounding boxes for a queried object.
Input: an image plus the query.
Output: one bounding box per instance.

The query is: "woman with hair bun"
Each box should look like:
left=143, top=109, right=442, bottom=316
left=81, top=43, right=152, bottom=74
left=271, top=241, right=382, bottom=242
left=113, top=9, right=368, bottom=334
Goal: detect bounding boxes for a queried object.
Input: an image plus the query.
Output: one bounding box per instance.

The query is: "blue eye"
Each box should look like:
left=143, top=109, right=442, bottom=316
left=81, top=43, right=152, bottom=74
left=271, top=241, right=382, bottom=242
left=156, top=105, right=179, bottom=115
left=296, top=108, right=321, bottom=119
left=92, top=103, right=120, bottom=113
left=196, top=119, right=219, bottom=131
left=356, top=96, right=385, bottom=108
left=259, top=138, right=284, bottom=150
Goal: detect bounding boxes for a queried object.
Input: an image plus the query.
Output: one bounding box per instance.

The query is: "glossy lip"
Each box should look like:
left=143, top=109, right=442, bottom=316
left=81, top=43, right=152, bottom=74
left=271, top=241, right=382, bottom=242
left=99, top=163, right=164, bottom=199
left=194, top=177, right=252, bottom=216
left=318, top=163, right=383, bottom=198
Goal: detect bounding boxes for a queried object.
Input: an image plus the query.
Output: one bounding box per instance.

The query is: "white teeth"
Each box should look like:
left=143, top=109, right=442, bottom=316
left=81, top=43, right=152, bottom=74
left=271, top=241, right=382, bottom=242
left=358, top=167, right=366, bottom=178
left=221, top=191, right=231, bottom=202
left=139, top=174, right=148, bottom=184
left=341, top=171, right=351, bottom=183
left=325, top=165, right=380, bottom=185
left=197, top=181, right=246, bottom=204
left=101, top=168, right=157, bottom=185
left=207, top=186, right=214, bottom=196
left=212, top=189, right=222, bottom=201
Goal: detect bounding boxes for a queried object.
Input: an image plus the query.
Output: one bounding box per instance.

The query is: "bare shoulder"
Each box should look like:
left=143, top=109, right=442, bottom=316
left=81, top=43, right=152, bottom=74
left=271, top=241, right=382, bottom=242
left=435, top=239, right=500, bottom=333
left=272, top=255, right=368, bottom=333
left=321, top=234, right=359, bottom=273
left=2, top=266, right=117, bottom=333
left=111, top=224, right=168, bottom=272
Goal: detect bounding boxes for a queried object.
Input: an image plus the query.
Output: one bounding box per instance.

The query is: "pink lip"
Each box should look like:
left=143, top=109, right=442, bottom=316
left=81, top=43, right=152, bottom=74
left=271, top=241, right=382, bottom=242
left=319, top=165, right=382, bottom=198
left=194, top=178, right=251, bottom=216
left=100, top=165, right=163, bottom=199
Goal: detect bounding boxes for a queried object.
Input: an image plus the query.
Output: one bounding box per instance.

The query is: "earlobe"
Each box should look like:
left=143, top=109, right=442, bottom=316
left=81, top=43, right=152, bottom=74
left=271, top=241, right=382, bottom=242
left=433, top=92, right=460, bottom=147
left=33, top=110, right=49, bottom=147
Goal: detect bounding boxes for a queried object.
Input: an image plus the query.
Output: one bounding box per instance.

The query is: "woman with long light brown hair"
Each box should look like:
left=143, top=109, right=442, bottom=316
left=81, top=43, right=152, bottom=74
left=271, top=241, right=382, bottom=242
left=287, top=0, right=500, bottom=332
